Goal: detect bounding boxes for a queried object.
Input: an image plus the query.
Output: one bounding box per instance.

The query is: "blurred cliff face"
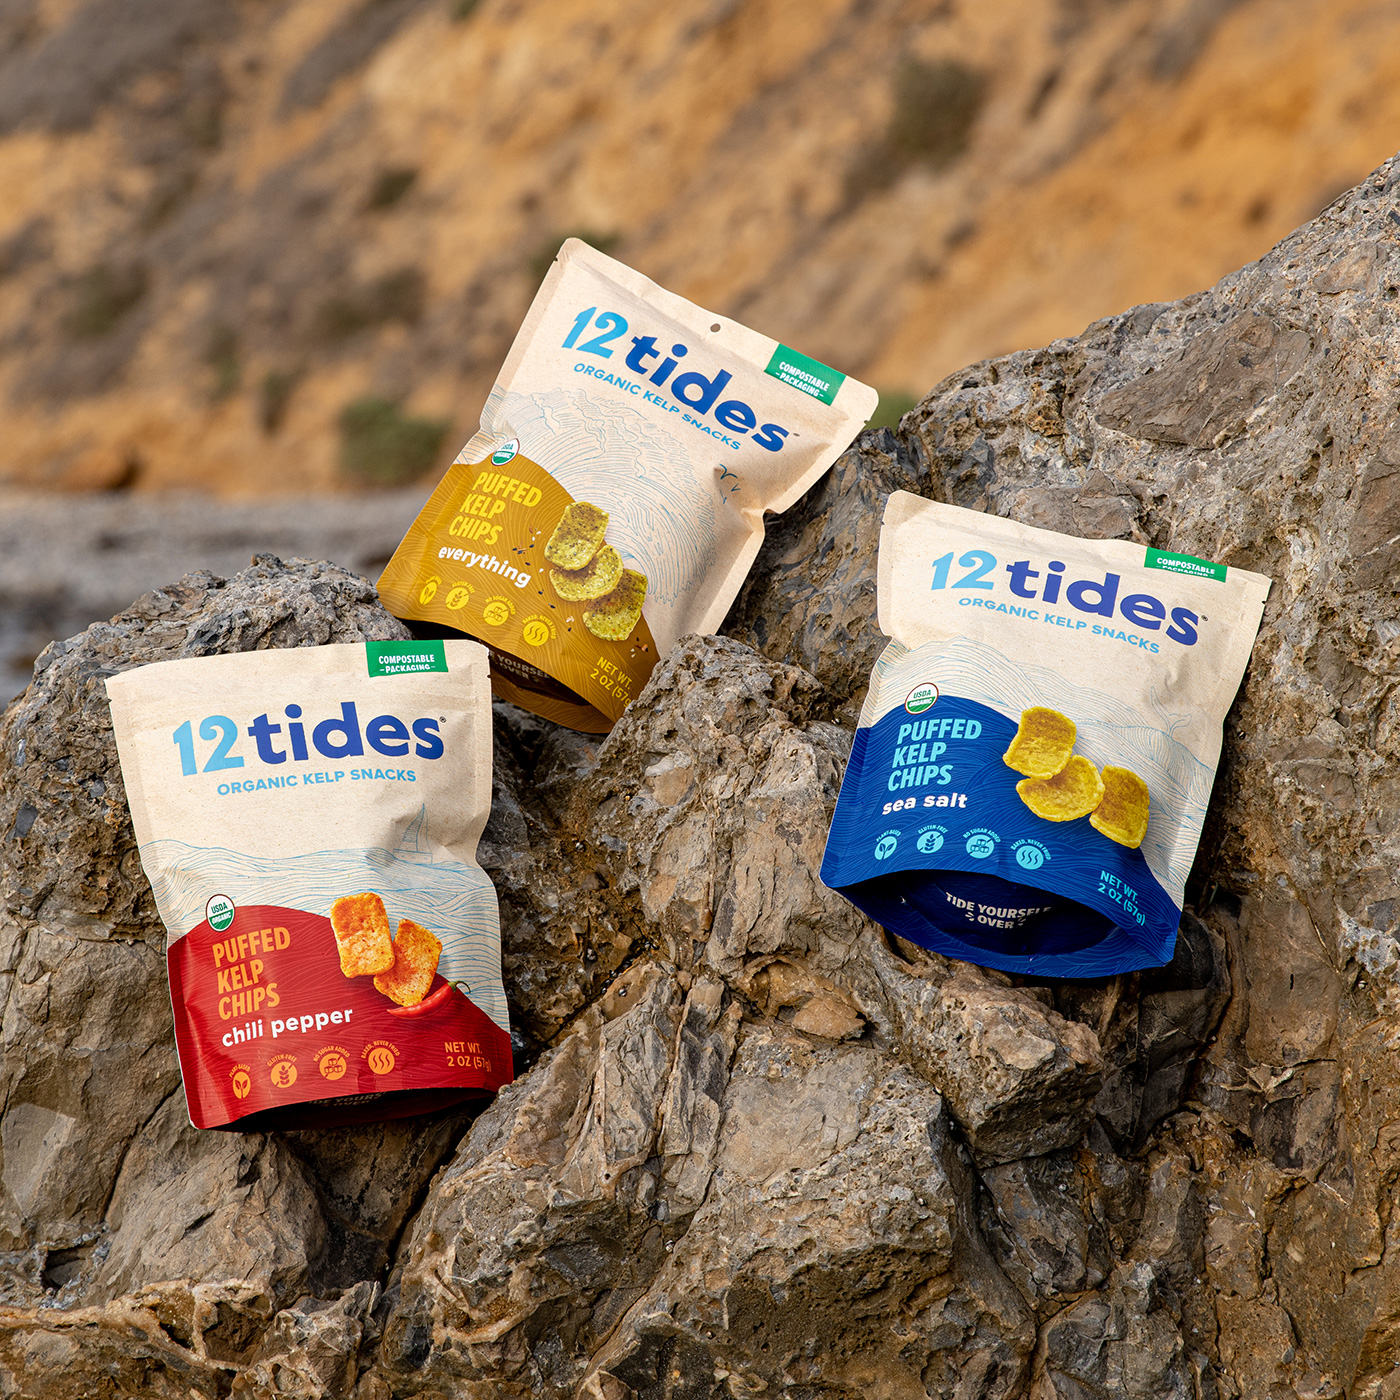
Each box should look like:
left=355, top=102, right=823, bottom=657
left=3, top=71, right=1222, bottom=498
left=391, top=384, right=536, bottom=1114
left=0, top=0, right=1394, bottom=496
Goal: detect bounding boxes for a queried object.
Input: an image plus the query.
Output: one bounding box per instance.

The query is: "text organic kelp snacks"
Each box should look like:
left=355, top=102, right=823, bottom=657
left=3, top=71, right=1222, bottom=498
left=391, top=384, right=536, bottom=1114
left=106, top=640, right=512, bottom=1130
left=821, top=493, right=1271, bottom=977
left=377, top=240, right=877, bottom=732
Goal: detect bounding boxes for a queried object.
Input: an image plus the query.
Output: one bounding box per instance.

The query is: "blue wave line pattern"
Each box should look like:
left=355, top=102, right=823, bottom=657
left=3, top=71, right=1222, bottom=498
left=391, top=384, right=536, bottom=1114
left=492, top=388, right=719, bottom=613
left=141, top=840, right=508, bottom=1032
left=861, top=637, right=1214, bottom=900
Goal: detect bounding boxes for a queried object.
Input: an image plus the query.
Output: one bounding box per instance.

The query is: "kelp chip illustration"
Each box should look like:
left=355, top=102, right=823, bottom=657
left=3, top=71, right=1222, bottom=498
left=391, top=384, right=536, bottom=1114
left=1002, top=706, right=1077, bottom=778
left=551, top=543, right=623, bottom=601
left=584, top=568, right=648, bottom=640
left=1090, top=766, right=1151, bottom=847
left=374, top=918, right=444, bottom=1006
left=1016, top=754, right=1106, bottom=822
left=544, top=500, right=609, bottom=570
left=330, top=892, right=396, bottom=977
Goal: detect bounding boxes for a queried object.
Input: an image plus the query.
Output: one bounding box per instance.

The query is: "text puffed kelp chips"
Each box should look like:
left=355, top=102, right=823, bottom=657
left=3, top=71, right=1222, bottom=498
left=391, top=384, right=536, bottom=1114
left=821, top=493, right=1271, bottom=977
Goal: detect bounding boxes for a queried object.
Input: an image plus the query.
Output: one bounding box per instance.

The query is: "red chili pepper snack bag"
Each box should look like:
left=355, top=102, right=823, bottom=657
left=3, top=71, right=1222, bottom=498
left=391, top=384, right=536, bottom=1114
left=105, top=640, right=512, bottom=1130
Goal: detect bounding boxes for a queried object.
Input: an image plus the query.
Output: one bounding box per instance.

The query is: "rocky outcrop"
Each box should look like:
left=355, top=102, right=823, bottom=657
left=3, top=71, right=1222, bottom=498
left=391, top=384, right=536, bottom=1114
left=0, top=558, right=478, bottom=1346
left=6, top=157, right=1400, bottom=1398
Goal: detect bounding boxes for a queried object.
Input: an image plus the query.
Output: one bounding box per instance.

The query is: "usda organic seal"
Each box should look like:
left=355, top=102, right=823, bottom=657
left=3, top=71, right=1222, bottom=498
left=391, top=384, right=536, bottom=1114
left=206, top=894, right=235, bottom=932
left=904, top=682, right=939, bottom=715
left=491, top=438, right=520, bottom=465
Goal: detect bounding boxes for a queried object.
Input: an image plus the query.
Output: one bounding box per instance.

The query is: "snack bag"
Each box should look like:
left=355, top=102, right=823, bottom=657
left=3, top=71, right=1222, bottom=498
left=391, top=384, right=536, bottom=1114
left=821, top=493, right=1271, bottom=977
left=106, top=640, right=512, bottom=1129
left=376, top=240, right=877, bottom=732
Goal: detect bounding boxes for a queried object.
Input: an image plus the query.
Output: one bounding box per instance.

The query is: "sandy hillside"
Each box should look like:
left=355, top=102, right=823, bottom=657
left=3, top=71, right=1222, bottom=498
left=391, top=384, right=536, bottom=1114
left=0, top=0, right=1395, bottom=495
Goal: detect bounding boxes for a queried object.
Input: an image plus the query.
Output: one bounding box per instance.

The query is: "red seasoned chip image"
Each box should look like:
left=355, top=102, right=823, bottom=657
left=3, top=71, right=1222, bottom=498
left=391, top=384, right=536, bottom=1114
left=330, top=892, right=395, bottom=977
left=374, top=918, right=443, bottom=1006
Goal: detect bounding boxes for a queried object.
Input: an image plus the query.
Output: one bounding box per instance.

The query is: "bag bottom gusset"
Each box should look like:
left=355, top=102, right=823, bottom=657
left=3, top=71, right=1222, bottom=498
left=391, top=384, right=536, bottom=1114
left=835, top=868, right=1179, bottom=978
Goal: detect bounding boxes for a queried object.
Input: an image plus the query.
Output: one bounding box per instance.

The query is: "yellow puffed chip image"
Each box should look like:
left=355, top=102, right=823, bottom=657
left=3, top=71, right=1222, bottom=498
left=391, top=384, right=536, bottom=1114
left=583, top=569, right=647, bottom=640
left=1002, top=706, right=1077, bottom=778
left=1090, top=766, right=1151, bottom=848
left=330, top=892, right=395, bottom=977
left=374, top=918, right=443, bottom=1006
left=551, top=543, right=623, bottom=601
left=1017, top=755, right=1105, bottom=822
left=544, top=500, right=609, bottom=569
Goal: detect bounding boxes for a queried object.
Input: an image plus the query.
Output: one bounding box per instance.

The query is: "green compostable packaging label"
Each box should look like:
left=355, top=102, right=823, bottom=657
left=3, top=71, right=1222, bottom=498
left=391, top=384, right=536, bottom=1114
left=765, top=344, right=846, bottom=405
left=1144, top=548, right=1227, bottom=582
left=366, top=640, right=449, bottom=677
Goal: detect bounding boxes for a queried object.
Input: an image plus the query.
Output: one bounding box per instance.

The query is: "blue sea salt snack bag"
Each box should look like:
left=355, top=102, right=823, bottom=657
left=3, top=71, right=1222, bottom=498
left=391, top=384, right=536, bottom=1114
left=821, top=492, right=1271, bottom=977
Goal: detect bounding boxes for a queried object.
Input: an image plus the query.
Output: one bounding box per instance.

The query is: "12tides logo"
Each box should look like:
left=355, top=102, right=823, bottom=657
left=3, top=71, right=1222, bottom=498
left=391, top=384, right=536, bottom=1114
left=905, top=683, right=939, bottom=715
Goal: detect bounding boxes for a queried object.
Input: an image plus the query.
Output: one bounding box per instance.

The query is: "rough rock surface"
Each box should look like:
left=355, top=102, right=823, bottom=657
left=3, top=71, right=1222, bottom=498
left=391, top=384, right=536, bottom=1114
left=6, top=159, right=1400, bottom=1397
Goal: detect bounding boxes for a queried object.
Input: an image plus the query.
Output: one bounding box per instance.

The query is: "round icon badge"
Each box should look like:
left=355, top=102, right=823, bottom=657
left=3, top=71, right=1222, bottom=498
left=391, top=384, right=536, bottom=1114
left=367, top=1045, right=397, bottom=1075
left=482, top=597, right=511, bottom=626
left=904, top=682, right=939, bottom=715
left=874, top=833, right=899, bottom=861
left=491, top=438, right=520, bottom=466
left=318, top=1051, right=348, bottom=1081
left=1015, top=842, right=1047, bottom=871
left=270, top=1060, right=297, bottom=1090
left=205, top=894, right=235, bottom=932
left=445, top=583, right=472, bottom=611
left=418, top=575, right=440, bottom=606
left=917, top=830, right=945, bottom=854
left=965, top=832, right=996, bottom=859
left=230, top=1068, right=252, bottom=1100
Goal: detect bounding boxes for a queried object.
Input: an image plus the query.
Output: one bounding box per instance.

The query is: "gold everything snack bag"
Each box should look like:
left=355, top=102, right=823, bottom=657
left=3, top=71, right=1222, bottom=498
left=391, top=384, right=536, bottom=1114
left=106, top=640, right=511, bottom=1130
left=821, top=493, right=1272, bottom=977
left=377, top=240, right=877, bottom=732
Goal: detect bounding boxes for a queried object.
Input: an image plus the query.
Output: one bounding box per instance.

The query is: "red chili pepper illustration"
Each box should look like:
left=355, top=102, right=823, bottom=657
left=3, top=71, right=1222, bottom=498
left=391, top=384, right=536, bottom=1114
left=386, top=975, right=470, bottom=1018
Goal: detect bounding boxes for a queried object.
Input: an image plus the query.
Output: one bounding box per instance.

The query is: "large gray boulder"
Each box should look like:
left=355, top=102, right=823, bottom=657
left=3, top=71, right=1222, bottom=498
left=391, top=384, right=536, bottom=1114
left=0, top=560, right=475, bottom=1332
left=4, top=154, right=1400, bottom=1398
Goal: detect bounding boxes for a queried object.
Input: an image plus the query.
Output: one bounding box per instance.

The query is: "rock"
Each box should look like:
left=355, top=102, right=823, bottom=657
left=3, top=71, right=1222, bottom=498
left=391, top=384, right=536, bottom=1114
left=1049, top=910, right=1231, bottom=1151
left=980, top=1151, right=1112, bottom=1309
left=583, top=1029, right=1033, bottom=1400
left=381, top=968, right=1034, bottom=1399
left=85, top=1094, right=325, bottom=1308
left=0, top=1297, right=228, bottom=1399
left=233, top=1282, right=381, bottom=1400
left=8, top=154, right=1400, bottom=1400
left=1094, top=311, right=1312, bottom=449
left=0, top=558, right=474, bottom=1338
left=569, top=633, right=1104, bottom=1162
left=865, top=933, right=1103, bottom=1163
left=377, top=963, right=691, bottom=1398
left=1030, top=1263, right=1195, bottom=1400
left=725, top=427, right=929, bottom=718
left=573, top=634, right=849, bottom=981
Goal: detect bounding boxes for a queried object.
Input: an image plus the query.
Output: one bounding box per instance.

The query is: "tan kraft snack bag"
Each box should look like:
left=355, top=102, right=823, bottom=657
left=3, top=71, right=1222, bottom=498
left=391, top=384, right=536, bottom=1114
left=106, top=639, right=511, bottom=1130
left=821, top=494, right=1271, bottom=978
left=377, top=240, right=878, bottom=732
